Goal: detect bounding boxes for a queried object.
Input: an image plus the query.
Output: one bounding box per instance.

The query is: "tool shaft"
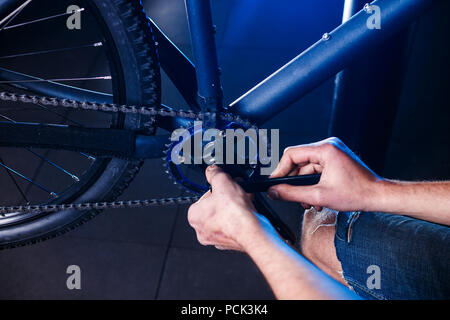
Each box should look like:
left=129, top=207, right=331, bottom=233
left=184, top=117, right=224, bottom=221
left=238, top=174, right=321, bottom=193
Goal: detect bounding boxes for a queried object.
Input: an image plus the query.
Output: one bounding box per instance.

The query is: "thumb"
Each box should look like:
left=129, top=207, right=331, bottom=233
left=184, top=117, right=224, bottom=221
left=205, top=165, right=233, bottom=192
left=268, top=184, right=320, bottom=205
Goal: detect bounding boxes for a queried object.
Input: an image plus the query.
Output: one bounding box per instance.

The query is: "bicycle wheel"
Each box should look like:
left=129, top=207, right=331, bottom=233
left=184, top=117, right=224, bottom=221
left=0, top=0, right=161, bottom=248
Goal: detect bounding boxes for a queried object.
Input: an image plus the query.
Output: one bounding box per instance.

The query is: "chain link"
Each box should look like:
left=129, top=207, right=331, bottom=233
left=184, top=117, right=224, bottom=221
left=0, top=90, right=255, bottom=215
left=0, top=197, right=201, bottom=215
left=0, top=91, right=255, bottom=128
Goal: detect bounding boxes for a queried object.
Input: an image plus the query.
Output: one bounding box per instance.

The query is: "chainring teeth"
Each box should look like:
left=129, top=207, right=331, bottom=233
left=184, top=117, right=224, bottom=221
left=162, top=116, right=264, bottom=195
left=163, top=125, right=207, bottom=195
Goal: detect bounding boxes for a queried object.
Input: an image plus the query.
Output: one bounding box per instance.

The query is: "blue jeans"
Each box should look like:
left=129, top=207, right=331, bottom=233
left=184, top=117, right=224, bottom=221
left=335, top=211, right=450, bottom=300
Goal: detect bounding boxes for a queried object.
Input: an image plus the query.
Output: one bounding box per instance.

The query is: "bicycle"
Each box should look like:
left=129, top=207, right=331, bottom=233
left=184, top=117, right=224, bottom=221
left=0, top=0, right=435, bottom=249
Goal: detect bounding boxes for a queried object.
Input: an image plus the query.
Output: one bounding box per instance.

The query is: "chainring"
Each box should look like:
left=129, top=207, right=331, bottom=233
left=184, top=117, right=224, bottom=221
left=163, top=121, right=269, bottom=195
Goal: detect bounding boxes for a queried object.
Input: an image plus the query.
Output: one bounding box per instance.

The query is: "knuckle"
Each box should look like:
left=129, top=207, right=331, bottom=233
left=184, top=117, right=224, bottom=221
left=327, top=137, right=345, bottom=148
left=327, top=136, right=341, bottom=143
left=187, top=206, right=198, bottom=226
left=197, top=233, right=208, bottom=246
left=276, top=184, right=288, bottom=193
left=322, top=141, right=338, bottom=154
left=283, top=146, right=294, bottom=154
left=283, top=145, right=301, bottom=156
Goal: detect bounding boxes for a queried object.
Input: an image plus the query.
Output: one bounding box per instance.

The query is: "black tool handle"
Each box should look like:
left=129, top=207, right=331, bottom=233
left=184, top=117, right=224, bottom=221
left=237, top=174, right=321, bottom=193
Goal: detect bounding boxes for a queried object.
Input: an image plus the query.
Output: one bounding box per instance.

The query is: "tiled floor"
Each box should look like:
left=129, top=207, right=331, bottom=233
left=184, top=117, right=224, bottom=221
left=0, top=159, right=277, bottom=299
left=0, top=236, right=168, bottom=299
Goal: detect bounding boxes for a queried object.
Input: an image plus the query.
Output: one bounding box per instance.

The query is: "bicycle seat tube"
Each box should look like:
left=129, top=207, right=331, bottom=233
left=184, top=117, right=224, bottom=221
left=185, top=0, right=223, bottom=127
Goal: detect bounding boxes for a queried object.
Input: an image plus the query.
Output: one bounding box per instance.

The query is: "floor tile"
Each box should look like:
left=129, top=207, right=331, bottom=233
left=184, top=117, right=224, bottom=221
left=0, top=236, right=166, bottom=299
left=64, top=159, right=184, bottom=246
left=156, top=247, right=274, bottom=300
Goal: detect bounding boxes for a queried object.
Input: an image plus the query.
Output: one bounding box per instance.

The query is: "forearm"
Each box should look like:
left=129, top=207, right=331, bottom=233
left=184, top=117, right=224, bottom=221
left=241, top=218, right=359, bottom=300
left=368, top=180, right=450, bottom=225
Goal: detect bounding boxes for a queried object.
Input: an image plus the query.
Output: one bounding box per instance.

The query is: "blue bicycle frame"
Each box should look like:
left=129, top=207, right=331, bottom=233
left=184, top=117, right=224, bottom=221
left=182, top=0, right=434, bottom=126
left=0, top=0, right=436, bottom=156
left=0, top=0, right=437, bottom=244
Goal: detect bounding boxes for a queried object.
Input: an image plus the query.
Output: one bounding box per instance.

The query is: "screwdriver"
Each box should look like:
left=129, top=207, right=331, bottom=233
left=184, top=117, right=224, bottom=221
left=241, top=174, right=321, bottom=245
left=205, top=173, right=321, bottom=245
left=237, top=174, right=321, bottom=193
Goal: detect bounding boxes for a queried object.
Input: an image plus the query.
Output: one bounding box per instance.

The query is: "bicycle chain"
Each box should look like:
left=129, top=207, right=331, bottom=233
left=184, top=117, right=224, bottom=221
left=0, top=90, right=257, bottom=215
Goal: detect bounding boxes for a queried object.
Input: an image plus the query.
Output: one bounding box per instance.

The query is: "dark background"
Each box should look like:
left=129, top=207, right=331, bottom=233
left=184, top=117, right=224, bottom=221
left=0, top=0, right=449, bottom=299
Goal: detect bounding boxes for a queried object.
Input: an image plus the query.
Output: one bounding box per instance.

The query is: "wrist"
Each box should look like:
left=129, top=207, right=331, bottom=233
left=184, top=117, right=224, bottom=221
left=236, top=212, right=281, bottom=253
left=364, top=178, right=398, bottom=212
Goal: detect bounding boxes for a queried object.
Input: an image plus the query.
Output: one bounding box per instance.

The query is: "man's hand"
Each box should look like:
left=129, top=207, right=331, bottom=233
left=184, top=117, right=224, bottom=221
left=188, top=165, right=268, bottom=251
left=187, top=163, right=359, bottom=300
left=269, top=137, right=382, bottom=212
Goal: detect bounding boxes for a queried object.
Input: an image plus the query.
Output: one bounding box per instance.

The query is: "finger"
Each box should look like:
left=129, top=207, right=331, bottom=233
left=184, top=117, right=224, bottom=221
left=275, top=164, right=300, bottom=177
left=287, top=167, right=300, bottom=177
left=269, top=155, right=299, bottom=179
left=268, top=184, right=321, bottom=205
left=298, top=163, right=323, bottom=175
left=270, top=145, right=325, bottom=178
left=205, top=165, right=235, bottom=193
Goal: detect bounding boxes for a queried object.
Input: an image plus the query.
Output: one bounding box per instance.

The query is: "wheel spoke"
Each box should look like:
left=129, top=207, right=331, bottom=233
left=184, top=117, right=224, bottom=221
left=0, top=42, right=103, bottom=60
left=32, top=102, right=85, bottom=127
left=0, top=0, right=33, bottom=31
left=0, top=113, right=80, bottom=181
left=0, top=75, right=112, bottom=84
left=0, top=67, right=113, bottom=103
left=3, top=7, right=84, bottom=31
left=80, top=152, right=96, bottom=161
left=0, top=160, right=57, bottom=198
left=0, top=156, right=29, bottom=203
left=26, top=148, right=80, bottom=181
